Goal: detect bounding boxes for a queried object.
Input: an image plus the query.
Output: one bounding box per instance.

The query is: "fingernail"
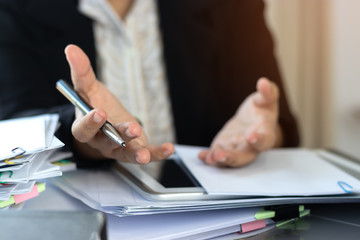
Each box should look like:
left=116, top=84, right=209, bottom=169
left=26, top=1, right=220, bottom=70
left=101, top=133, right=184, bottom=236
left=135, top=155, right=142, bottom=164
left=215, top=151, right=227, bottom=162
left=125, top=128, right=132, bottom=137
left=250, top=137, right=258, bottom=144
left=247, top=134, right=258, bottom=144
left=163, top=150, right=172, bottom=157
left=93, top=112, right=103, bottom=123
left=218, top=156, right=227, bottom=162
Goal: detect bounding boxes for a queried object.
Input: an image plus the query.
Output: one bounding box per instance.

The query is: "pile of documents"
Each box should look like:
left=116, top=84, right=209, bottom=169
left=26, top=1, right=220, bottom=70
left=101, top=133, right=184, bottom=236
left=54, top=166, right=312, bottom=239
left=0, top=114, right=68, bottom=208
left=52, top=145, right=360, bottom=239
left=54, top=146, right=360, bottom=217
left=106, top=205, right=310, bottom=240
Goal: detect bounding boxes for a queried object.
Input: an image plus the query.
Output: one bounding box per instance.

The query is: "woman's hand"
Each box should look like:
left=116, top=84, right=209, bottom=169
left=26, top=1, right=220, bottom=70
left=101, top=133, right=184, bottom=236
left=198, top=78, right=282, bottom=167
left=65, top=44, right=174, bottom=164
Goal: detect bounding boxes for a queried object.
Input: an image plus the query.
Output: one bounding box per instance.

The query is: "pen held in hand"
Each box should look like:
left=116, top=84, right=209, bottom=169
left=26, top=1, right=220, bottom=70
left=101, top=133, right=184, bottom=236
left=56, top=79, right=126, bottom=147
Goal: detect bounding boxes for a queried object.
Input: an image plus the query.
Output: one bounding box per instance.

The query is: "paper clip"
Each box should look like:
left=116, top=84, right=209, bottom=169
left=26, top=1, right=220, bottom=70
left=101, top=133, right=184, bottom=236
left=337, top=181, right=353, bottom=193
left=4, top=147, right=25, bottom=164
left=0, top=170, right=14, bottom=184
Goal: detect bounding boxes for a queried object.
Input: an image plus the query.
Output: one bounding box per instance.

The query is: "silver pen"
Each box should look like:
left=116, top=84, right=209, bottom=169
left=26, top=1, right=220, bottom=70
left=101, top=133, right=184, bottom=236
left=56, top=79, right=126, bottom=147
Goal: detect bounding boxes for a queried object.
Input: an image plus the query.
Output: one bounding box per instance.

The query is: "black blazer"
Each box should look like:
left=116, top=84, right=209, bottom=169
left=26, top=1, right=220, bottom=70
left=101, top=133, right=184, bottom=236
left=0, top=0, right=299, bottom=158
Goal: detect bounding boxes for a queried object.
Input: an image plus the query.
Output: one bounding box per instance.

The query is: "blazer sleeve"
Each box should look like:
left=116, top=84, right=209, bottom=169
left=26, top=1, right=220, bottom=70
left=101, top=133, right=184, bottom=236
left=158, top=0, right=300, bottom=147
left=0, top=1, right=107, bottom=167
left=0, top=2, right=70, bottom=149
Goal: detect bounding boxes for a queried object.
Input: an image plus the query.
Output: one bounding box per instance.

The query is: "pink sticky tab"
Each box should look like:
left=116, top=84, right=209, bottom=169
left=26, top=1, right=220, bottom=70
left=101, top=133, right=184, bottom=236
left=241, top=219, right=266, bottom=233
left=14, top=185, right=39, bottom=204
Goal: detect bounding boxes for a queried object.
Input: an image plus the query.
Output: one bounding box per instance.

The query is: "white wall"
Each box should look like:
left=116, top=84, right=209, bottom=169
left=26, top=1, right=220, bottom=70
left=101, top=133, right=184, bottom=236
left=265, top=0, right=332, bottom=148
left=331, top=0, right=360, bottom=159
left=265, top=0, right=360, bottom=160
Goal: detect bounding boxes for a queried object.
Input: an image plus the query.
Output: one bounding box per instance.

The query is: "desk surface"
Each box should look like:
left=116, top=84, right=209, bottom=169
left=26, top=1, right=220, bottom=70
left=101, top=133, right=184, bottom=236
left=20, top=182, right=360, bottom=240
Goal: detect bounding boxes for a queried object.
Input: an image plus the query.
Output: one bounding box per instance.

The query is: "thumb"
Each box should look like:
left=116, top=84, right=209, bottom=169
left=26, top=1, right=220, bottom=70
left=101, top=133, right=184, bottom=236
left=254, top=77, right=279, bottom=107
left=64, top=44, right=98, bottom=97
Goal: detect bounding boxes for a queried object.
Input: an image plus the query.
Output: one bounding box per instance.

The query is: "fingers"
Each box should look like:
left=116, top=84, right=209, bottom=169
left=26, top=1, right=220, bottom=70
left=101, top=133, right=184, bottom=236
left=198, top=149, right=227, bottom=165
left=114, top=126, right=174, bottom=163
left=72, top=108, right=143, bottom=148
left=112, top=143, right=151, bottom=164
left=198, top=123, right=277, bottom=167
left=114, top=122, right=142, bottom=142
left=72, top=110, right=174, bottom=164
left=198, top=149, right=256, bottom=168
left=245, top=124, right=277, bottom=152
left=112, top=142, right=174, bottom=164
left=254, top=77, right=279, bottom=107
left=147, top=142, right=175, bottom=162
left=64, top=44, right=98, bottom=98
left=72, top=109, right=107, bottom=143
left=72, top=113, right=151, bottom=164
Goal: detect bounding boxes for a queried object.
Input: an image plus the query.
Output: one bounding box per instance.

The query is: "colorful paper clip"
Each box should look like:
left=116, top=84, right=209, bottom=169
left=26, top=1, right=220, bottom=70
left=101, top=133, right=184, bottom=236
left=3, top=147, right=25, bottom=164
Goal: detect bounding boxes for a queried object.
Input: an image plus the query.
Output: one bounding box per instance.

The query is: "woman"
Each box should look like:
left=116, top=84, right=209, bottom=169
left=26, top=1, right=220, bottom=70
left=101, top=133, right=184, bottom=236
left=0, top=0, right=299, bottom=167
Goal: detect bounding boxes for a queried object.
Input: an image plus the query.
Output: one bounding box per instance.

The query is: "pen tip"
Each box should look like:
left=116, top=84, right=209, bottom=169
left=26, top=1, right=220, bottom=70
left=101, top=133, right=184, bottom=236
left=121, top=142, right=126, bottom=147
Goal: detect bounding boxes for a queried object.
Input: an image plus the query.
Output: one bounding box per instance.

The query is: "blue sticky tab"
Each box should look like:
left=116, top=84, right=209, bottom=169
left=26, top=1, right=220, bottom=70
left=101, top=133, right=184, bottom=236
left=337, top=181, right=353, bottom=193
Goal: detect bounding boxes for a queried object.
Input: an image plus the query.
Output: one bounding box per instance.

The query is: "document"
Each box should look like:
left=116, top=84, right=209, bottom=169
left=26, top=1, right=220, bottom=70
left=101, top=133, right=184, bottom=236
left=106, top=207, right=267, bottom=240
left=177, top=145, right=360, bottom=196
left=0, top=114, right=67, bottom=203
left=53, top=170, right=311, bottom=240
left=0, top=115, right=46, bottom=160
left=0, top=114, right=62, bottom=160
left=52, top=146, right=360, bottom=217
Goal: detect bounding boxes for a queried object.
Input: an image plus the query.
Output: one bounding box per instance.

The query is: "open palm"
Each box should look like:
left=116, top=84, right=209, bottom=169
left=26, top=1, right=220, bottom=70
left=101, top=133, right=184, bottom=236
left=198, top=78, right=281, bottom=167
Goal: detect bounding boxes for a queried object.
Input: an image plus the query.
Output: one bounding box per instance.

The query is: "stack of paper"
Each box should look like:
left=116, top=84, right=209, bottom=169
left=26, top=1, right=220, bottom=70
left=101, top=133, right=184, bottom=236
left=105, top=204, right=310, bottom=239
left=0, top=114, right=67, bottom=207
left=107, top=207, right=275, bottom=240
left=53, top=146, right=360, bottom=219
left=53, top=169, right=310, bottom=239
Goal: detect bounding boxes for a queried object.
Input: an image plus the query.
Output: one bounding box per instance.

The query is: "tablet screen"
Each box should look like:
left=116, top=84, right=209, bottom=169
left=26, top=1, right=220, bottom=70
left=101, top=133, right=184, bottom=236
left=113, top=153, right=206, bottom=201
left=138, top=158, right=200, bottom=188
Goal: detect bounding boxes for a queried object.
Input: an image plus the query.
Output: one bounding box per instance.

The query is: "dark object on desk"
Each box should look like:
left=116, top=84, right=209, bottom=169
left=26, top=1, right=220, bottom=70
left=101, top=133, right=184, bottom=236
left=0, top=210, right=107, bottom=240
left=246, top=203, right=360, bottom=240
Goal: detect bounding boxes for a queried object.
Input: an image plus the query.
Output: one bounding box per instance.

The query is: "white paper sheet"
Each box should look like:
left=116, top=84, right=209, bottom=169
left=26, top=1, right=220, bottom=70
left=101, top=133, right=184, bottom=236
left=106, top=207, right=260, bottom=240
left=23, top=181, right=275, bottom=240
left=177, top=146, right=360, bottom=196
left=0, top=115, right=46, bottom=160
left=52, top=146, right=360, bottom=219
left=0, top=114, right=63, bottom=161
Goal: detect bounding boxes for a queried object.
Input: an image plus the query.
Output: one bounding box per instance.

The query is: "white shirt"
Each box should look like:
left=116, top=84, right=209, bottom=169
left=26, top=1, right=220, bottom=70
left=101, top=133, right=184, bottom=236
left=79, top=0, right=175, bottom=145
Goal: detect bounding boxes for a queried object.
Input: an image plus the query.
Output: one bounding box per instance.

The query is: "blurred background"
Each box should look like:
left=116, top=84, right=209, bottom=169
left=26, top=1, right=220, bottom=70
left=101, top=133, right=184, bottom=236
left=264, top=0, right=360, bottom=160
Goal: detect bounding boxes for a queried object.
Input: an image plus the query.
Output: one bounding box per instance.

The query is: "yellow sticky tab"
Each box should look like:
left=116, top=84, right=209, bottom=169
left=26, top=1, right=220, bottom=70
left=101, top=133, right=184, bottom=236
left=0, top=196, right=15, bottom=208
left=255, top=210, right=275, bottom=220
left=36, top=182, right=46, bottom=193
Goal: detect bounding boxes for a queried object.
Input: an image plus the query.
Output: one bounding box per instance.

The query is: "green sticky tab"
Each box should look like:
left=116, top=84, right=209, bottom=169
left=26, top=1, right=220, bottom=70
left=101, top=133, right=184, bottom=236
left=255, top=210, right=275, bottom=220
left=299, top=209, right=310, bottom=218
left=0, top=196, right=15, bottom=208
left=299, top=205, right=304, bottom=212
left=276, top=219, right=293, bottom=228
left=53, top=159, right=73, bottom=165
left=36, top=182, right=46, bottom=193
